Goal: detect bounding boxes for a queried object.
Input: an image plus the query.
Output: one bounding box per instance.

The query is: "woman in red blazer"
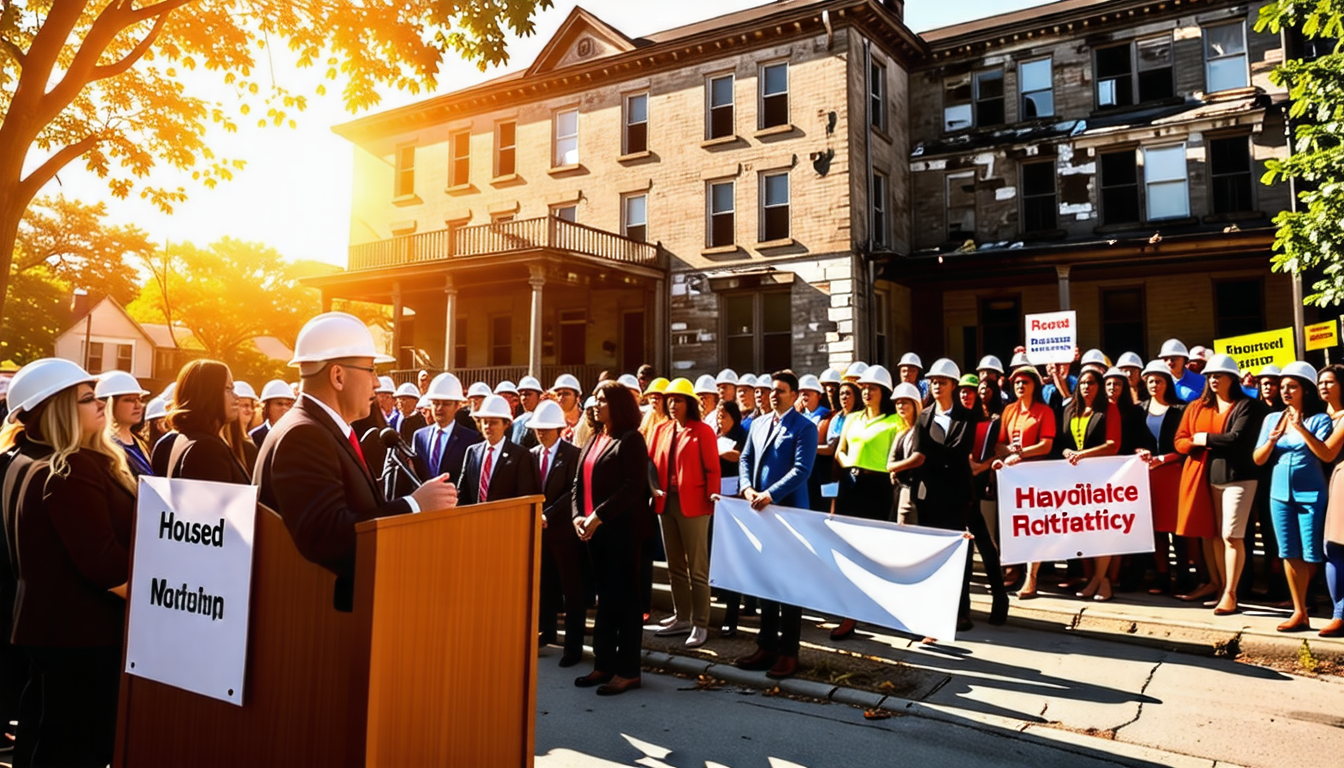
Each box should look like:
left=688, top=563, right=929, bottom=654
left=650, top=378, right=722, bottom=649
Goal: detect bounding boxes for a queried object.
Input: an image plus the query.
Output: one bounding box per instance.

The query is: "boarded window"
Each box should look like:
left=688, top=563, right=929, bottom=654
left=1100, top=151, right=1140, bottom=225
left=947, top=171, right=977, bottom=240
left=1020, top=161, right=1057, bottom=232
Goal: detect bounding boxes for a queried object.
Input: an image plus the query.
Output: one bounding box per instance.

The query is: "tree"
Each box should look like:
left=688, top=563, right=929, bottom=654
left=1256, top=2, right=1344, bottom=305
left=0, top=269, right=69, bottom=366
left=0, top=0, right=553, bottom=323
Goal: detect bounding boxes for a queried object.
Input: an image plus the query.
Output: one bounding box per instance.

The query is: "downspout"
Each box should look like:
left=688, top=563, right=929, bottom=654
left=863, top=37, right=876, bottom=363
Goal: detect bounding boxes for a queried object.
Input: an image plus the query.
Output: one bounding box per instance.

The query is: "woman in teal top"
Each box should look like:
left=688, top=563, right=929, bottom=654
left=1254, top=362, right=1335, bottom=632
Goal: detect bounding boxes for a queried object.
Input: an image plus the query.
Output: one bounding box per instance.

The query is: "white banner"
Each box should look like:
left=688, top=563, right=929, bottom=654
left=996, top=455, right=1154, bottom=565
left=710, top=498, right=970, bottom=641
left=1025, top=310, right=1077, bottom=365
left=125, top=477, right=258, bottom=705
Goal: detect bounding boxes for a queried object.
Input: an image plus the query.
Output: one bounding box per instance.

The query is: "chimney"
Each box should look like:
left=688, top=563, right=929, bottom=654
left=70, top=288, right=90, bottom=320
left=882, top=0, right=905, bottom=20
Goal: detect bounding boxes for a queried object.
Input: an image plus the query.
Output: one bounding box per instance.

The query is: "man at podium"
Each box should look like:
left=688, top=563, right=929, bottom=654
left=255, top=312, right=459, bottom=609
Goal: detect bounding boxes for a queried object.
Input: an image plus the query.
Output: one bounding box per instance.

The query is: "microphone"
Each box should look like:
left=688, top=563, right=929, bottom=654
left=379, top=427, right=422, bottom=487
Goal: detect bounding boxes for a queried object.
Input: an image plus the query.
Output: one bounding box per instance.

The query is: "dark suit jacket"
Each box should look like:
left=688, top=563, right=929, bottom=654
left=1206, top=397, right=1264, bottom=485
left=910, top=404, right=976, bottom=527
left=255, top=396, right=412, bottom=584
left=412, top=422, right=482, bottom=483
left=457, top=438, right=539, bottom=505
left=249, top=422, right=271, bottom=448
left=1136, top=400, right=1186, bottom=456
left=571, top=429, right=652, bottom=543
left=397, top=412, right=428, bottom=445
left=535, top=440, right=580, bottom=541
left=150, top=431, right=179, bottom=477
left=152, top=429, right=251, bottom=485
left=12, top=450, right=132, bottom=647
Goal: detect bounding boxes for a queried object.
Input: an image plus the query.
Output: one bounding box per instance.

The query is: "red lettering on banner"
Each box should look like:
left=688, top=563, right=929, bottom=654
left=1030, top=318, right=1071, bottom=331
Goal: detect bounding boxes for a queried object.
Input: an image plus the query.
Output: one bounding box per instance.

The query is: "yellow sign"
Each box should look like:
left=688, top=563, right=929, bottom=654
left=1307, top=320, right=1338, bottom=352
left=1214, top=327, right=1296, bottom=375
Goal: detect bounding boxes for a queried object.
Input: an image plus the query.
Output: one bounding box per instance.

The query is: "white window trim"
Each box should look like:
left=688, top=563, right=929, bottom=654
left=1019, top=57, right=1054, bottom=119
left=758, top=60, right=790, bottom=129
left=553, top=108, right=579, bottom=168
left=449, top=130, right=470, bottom=187
left=1204, top=21, right=1249, bottom=93
left=394, top=143, right=415, bottom=197
left=869, top=58, right=887, bottom=132
left=622, top=192, right=648, bottom=238
left=706, top=72, right=735, bottom=139
left=494, top=120, right=517, bottom=177
left=1143, top=143, right=1190, bottom=221
left=871, top=171, right=889, bottom=248
left=624, top=92, right=649, bottom=154
left=707, top=179, right=736, bottom=248
left=759, top=170, right=790, bottom=241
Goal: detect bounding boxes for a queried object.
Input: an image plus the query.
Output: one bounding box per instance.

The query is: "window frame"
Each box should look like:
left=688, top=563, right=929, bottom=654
left=490, top=314, right=513, bottom=367
left=394, top=144, right=415, bottom=197
left=946, top=170, right=977, bottom=241
left=550, top=204, right=577, bottom=223
left=1019, top=160, right=1058, bottom=233
left=1099, top=148, right=1141, bottom=226
left=552, top=107, right=579, bottom=168
left=1019, top=57, right=1055, bottom=120
left=706, top=73, right=736, bottom=140
left=759, top=61, right=790, bottom=129
left=495, top=120, right=517, bottom=178
left=973, top=68, right=1006, bottom=127
left=448, top=130, right=470, bottom=188
left=1095, top=35, right=1174, bottom=109
left=707, top=179, right=736, bottom=248
left=943, top=73, right=973, bottom=133
left=1204, top=21, right=1250, bottom=93
left=1143, top=143, right=1190, bottom=221
left=1208, top=134, right=1256, bottom=215
left=871, top=170, right=889, bottom=248
left=115, top=343, right=133, bottom=373
left=759, top=170, right=791, bottom=242
left=624, top=91, right=649, bottom=155
left=1100, top=286, right=1148, bottom=360
left=1213, top=278, right=1266, bottom=339
left=720, top=289, right=793, bottom=374
left=869, top=58, right=888, bottom=133
left=622, top=192, right=648, bottom=242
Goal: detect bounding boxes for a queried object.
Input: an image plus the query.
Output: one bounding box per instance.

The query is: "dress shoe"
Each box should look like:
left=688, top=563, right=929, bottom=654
left=735, top=649, right=778, bottom=671
left=829, top=618, right=857, bottom=640
left=765, top=655, right=799, bottom=679
left=595, top=676, right=641, bottom=696
left=720, top=625, right=738, bottom=638
left=558, top=653, right=583, bottom=668
left=1277, top=617, right=1312, bottom=633
left=657, top=614, right=679, bottom=627
left=685, top=626, right=709, bottom=648
left=1318, top=618, right=1344, bottom=638
left=956, top=616, right=974, bottom=632
left=654, top=620, right=692, bottom=637
left=574, top=670, right=614, bottom=688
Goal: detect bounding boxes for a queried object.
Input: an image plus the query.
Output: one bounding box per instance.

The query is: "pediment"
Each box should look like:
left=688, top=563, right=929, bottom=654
left=526, top=6, right=637, bottom=76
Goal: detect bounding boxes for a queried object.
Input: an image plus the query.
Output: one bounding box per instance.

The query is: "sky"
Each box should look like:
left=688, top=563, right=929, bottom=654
left=43, top=0, right=1059, bottom=269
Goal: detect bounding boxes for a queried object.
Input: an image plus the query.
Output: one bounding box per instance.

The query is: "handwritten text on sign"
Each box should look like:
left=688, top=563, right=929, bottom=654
left=125, top=477, right=257, bottom=706
left=995, top=455, right=1154, bottom=565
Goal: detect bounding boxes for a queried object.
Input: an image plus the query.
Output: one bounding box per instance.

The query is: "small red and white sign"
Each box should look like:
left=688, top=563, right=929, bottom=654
left=996, top=455, right=1154, bottom=565
left=1024, top=310, right=1077, bottom=365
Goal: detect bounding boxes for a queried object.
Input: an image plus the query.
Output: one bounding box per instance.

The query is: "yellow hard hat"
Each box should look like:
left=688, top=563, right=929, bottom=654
left=662, top=377, right=697, bottom=399
left=643, top=377, right=670, bottom=396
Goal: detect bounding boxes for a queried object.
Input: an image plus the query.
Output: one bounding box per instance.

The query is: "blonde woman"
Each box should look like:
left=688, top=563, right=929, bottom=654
left=95, top=371, right=153, bottom=477
left=886, top=382, right=923, bottom=526
left=3, top=358, right=135, bottom=768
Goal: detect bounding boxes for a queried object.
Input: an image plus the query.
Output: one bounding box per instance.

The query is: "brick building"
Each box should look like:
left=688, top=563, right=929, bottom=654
left=313, top=0, right=1297, bottom=386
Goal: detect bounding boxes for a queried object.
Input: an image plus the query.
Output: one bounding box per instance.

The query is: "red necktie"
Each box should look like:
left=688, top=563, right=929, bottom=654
left=539, top=448, right=549, bottom=484
left=347, top=429, right=367, bottom=469
left=480, top=446, right=494, bottom=501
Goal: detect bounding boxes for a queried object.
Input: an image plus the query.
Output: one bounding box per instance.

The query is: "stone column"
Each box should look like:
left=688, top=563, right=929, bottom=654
left=528, top=265, right=546, bottom=379
left=391, top=281, right=403, bottom=369
left=443, top=277, right=457, bottom=370
left=1055, top=265, right=1072, bottom=310
left=653, top=277, right=668, bottom=374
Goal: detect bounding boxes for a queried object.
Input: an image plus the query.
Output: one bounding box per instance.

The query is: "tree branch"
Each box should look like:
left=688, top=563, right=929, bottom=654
left=129, top=0, right=197, bottom=24
left=90, top=11, right=168, bottom=81
left=0, top=35, right=24, bottom=66
left=16, top=134, right=101, bottom=206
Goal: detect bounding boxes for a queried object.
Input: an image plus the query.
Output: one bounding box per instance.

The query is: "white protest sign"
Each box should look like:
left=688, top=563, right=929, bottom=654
left=711, top=498, right=969, bottom=640
left=996, top=455, right=1154, bottom=565
left=125, top=476, right=257, bottom=705
left=1025, top=310, right=1077, bottom=365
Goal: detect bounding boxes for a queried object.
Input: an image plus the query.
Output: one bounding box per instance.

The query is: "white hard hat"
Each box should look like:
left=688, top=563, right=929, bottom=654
left=1009, top=352, right=1030, bottom=368
left=260, top=379, right=296, bottom=402
left=976, top=355, right=1004, bottom=375
left=472, top=394, right=514, bottom=421
left=891, top=382, right=922, bottom=403
left=819, top=368, right=842, bottom=384
left=618, top=373, right=641, bottom=392
left=898, top=353, right=924, bottom=370
left=1158, top=338, right=1190, bottom=359
left=1117, top=352, right=1144, bottom=370
left=417, top=396, right=432, bottom=409
left=427, top=372, right=467, bottom=402
left=467, top=381, right=493, bottom=398
left=393, top=382, right=420, bottom=399
left=552, top=373, right=582, bottom=393
left=715, top=368, right=739, bottom=386
left=842, top=362, right=869, bottom=380
left=797, top=374, right=823, bottom=393
left=1281, top=361, right=1318, bottom=386
left=1080, top=349, right=1109, bottom=368
left=926, top=358, right=961, bottom=381
left=857, top=364, right=894, bottom=390
left=494, top=380, right=519, bottom=395
left=583, top=396, right=599, bottom=409
left=1202, top=353, right=1241, bottom=378
left=1102, top=367, right=1128, bottom=380
left=375, top=376, right=396, bottom=394
left=527, top=400, right=568, bottom=429
left=233, top=381, right=259, bottom=401
left=95, top=371, right=149, bottom=399
left=289, top=311, right=395, bottom=367
left=5, top=358, right=96, bottom=424
left=1256, top=364, right=1283, bottom=380
left=144, top=397, right=169, bottom=421
left=1141, top=360, right=1174, bottom=380
left=1189, top=345, right=1212, bottom=361
left=694, top=375, right=718, bottom=395
left=517, top=375, right=544, bottom=393
left=738, top=373, right=758, bottom=388
left=161, top=382, right=177, bottom=404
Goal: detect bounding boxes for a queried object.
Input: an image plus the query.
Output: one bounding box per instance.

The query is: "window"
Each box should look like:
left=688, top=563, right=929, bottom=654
left=760, top=172, right=790, bottom=241
left=115, top=344, right=133, bottom=372
left=624, top=92, right=648, bottom=154
left=1100, top=150, right=1140, bottom=225
left=623, top=193, right=647, bottom=242
left=1020, top=161, right=1057, bottom=232
left=871, top=171, right=888, bottom=248
left=1144, top=144, right=1189, bottom=220
left=491, top=316, right=512, bottom=366
left=760, top=62, right=789, bottom=129
left=1096, top=37, right=1174, bottom=108
left=1210, top=136, right=1255, bottom=214
left=551, top=205, right=576, bottom=223
left=496, top=121, right=516, bottom=177
left=1205, top=22, right=1249, bottom=92
left=1020, top=58, right=1054, bottom=119
left=870, top=59, right=887, bottom=132
left=394, top=145, right=415, bottom=197
left=943, top=75, right=972, bottom=132
left=559, top=309, right=586, bottom=366
left=553, top=109, right=578, bottom=167
left=707, top=180, right=735, bottom=248
left=975, top=69, right=1005, bottom=127
left=724, top=291, right=792, bottom=373
left=947, top=171, right=976, bottom=240
left=707, top=74, right=735, bottom=139
left=1101, top=288, right=1146, bottom=359
left=449, top=131, right=470, bottom=187
left=1215, top=279, right=1264, bottom=338
left=980, top=296, right=1021, bottom=370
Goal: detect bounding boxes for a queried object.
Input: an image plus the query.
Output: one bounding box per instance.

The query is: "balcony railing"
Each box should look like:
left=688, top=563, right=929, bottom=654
left=349, top=217, right=661, bottom=271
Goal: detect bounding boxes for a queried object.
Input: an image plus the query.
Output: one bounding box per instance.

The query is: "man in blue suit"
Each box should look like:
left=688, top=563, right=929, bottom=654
left=735, top=370, right=817, bottom=680
left=412, top=373, right=482, bottom=483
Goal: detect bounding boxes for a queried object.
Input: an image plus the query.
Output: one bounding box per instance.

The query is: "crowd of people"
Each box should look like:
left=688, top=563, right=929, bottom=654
left=5, top=311, right=1344, bottom=762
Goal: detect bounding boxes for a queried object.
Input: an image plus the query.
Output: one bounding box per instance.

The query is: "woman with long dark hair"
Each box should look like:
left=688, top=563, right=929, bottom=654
left=1137, top=361, right=1187, bottom=596
left=572, top=381, right=651, bottom=695
left=994, top=367, right=1057, bottom=599
left=151, top=360, right=251, bottom=484
left=1058, top=369, right=1121, bottom=601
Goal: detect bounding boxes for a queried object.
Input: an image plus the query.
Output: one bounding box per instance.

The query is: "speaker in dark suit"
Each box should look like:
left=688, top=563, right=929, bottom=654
left=456, top=396, right=539, bottom=505
left=529, top=401, right=586, bottom=665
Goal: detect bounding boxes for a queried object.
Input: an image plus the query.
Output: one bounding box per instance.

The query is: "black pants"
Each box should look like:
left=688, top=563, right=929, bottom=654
left=757, top=600, right=802, bottom=657
left=837, top=469, right=893, bottom=521
left=28, top=645, right=120, bottom=768
left=540, top=535, right=588, bottom=659
left=589, top=531, right=643, bottom=679
left=964, top=500, right=1008, bottom=618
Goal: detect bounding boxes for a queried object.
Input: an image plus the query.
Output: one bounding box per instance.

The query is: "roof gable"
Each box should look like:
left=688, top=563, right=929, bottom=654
left=525, top=6, right=636, bottom=77
left=57, top=296, right=155, bottom=347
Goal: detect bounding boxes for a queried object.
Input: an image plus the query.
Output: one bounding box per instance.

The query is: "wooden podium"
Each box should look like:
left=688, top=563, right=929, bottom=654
left=114, top=496, right=543, bottom=767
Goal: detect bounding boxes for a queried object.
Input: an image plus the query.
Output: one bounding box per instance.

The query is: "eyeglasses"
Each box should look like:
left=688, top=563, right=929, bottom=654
left=338, top=363, right=376, bottom=373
